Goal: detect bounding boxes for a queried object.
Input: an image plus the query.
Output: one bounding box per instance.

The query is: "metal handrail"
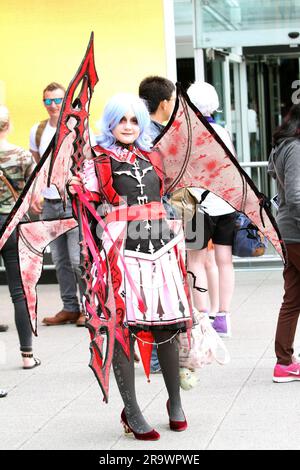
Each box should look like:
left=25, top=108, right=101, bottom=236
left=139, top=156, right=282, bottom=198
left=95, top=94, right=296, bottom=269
left=240, top=161, right=268, bottom=167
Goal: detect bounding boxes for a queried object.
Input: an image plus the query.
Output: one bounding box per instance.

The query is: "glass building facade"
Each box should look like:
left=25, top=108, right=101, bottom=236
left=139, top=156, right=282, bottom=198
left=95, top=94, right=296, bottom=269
left=174, top=0, right=300, bottom=167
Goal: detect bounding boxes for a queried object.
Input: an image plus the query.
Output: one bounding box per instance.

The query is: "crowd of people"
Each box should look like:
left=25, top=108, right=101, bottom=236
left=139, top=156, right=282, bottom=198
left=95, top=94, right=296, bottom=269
left=0, top=78, right=299, bottom=443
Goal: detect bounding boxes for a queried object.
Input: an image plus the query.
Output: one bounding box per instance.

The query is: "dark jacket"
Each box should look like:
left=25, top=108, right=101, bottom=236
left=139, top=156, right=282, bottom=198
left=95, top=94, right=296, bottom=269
left=268, top=138, right=300, bottom=243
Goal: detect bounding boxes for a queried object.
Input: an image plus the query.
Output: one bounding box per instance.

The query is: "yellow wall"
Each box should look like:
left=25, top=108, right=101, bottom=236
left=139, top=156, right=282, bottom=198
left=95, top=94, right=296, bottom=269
left=1, top=0, right=167, bottom=148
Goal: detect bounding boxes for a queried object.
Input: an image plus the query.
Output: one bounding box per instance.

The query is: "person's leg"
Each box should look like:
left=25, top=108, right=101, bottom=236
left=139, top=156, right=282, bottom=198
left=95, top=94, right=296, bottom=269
left=211, top=243, right=234, bottom=337
left=187, top=248, right=209, bottom=312
left=153, top=330, right=185, bottom=422
left=66, top=223, right=87, bottom=326
left=1, top=231, right=37, bottom=368
left=66, top=226, right=85, bottom=305
left=211, top=213, right=235, bottom=336
left=204, top=247, right=219, bottom=315
left=43, top=201, right=80, bottom=314
left=112, top=335, right=153, bottom=433
left=275, top=244, right=300, bottom=365
left=214, top=244, right=235, bottom=312
left=50, top=233, right=80, bottom=313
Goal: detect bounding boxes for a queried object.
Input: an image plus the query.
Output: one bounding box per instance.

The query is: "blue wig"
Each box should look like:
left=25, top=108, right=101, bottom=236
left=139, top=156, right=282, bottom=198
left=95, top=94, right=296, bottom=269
left=96, top=93, right=151, bottom=151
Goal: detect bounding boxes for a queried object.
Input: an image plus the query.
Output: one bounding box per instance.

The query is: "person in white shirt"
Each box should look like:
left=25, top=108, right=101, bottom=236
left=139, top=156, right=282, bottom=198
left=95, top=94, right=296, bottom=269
left=186, top=82, right=237, bottom=338
left=29, top=82, right=85, bottom=327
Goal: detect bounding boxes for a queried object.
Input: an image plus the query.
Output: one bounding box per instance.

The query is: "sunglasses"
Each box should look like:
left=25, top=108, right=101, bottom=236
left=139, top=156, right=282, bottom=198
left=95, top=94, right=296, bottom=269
left=43, top=98, right=63, bottom=106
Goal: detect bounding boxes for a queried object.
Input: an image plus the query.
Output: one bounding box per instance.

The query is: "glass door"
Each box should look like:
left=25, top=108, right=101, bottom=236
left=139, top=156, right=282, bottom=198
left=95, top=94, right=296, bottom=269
left=246, top=56, right=299, bottom=161
left=205, top=50, right=244, bottom=160
left=205, top=50, right=226, bottom=126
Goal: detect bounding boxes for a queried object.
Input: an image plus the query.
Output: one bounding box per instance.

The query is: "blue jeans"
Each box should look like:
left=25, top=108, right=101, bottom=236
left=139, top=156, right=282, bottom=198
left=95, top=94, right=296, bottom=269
left=42, top=199, right=83, bottom=312
left=151, top=346, right=161, bottom=372
left=0, top=215, right=32, bottom=351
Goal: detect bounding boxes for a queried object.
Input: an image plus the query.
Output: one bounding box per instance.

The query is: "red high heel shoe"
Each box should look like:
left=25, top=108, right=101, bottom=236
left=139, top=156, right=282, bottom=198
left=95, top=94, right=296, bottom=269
left=120, top=409, right=160, bottom=441
left=166, top=399, right=188, bottom=432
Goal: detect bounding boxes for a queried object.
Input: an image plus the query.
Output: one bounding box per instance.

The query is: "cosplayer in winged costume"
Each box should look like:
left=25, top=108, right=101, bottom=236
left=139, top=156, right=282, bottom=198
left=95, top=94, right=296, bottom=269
left=0, top=35, right=286, bottom=440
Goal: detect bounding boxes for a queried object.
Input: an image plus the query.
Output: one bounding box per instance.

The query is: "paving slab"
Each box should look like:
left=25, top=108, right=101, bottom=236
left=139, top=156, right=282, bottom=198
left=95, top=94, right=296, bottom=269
left=1, top=269, right=300, bottom=450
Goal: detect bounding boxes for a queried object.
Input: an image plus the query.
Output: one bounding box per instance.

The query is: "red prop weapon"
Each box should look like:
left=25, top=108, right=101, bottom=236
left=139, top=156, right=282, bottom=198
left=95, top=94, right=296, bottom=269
left=48, top=33, right=117, bottom=402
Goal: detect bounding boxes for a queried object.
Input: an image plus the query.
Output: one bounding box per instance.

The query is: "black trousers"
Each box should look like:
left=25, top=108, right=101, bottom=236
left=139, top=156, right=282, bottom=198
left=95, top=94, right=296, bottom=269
left=0, top=215, right=32, bottom=351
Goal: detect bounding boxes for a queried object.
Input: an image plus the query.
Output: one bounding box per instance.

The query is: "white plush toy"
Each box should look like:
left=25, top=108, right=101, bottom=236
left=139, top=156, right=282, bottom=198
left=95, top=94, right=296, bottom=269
left=179, top=367, right=199, bottom=391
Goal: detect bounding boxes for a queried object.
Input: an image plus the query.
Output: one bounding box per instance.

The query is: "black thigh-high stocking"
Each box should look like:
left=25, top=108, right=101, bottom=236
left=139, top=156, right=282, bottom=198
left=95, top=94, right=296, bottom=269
left=153, top=330, right=185, bottom=421
left=112, top=335, right=152, bottom=434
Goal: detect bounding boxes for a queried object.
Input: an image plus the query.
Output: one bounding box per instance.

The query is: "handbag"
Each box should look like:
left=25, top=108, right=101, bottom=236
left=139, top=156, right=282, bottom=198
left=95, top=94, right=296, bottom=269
left=232, top=212, right=268, bottom=257
left=178, top=309, right=230, bottom=371
left=170, top=187, right=198, bottom=222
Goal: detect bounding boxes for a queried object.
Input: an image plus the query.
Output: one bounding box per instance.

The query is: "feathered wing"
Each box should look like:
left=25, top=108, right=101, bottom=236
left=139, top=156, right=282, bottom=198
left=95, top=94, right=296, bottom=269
left=151, top=85, right=286, bottom=262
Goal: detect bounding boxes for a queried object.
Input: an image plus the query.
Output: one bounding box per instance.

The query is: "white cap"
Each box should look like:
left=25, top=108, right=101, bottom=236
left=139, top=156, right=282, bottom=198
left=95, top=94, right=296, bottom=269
left=187, top=82, right=219, bottom=116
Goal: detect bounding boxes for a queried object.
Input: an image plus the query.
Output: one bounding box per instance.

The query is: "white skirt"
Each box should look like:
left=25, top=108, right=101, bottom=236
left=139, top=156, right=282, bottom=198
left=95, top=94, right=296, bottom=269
left=100, top=220, right=192, bottom=328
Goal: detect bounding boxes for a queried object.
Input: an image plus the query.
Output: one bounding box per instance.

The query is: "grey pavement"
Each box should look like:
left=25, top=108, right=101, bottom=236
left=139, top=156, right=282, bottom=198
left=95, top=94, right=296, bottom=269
left=1, top=268, right=300, bottom=450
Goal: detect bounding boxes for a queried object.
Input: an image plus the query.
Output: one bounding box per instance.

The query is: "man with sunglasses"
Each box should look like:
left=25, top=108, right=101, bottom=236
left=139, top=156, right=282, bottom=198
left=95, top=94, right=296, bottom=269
left=29, top=82, right=85, bottom=327
left=30, top=82, right=65, bottom=164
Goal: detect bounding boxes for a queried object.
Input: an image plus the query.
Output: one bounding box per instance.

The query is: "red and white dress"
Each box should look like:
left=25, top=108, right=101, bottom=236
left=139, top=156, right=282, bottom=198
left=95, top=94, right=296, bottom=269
left=83, top=143, right=193, bottom=332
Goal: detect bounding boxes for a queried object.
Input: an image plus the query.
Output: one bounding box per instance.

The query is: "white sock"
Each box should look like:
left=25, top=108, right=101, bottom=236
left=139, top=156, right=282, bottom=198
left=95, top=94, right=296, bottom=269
left=216, top=311, right=229, bottom=317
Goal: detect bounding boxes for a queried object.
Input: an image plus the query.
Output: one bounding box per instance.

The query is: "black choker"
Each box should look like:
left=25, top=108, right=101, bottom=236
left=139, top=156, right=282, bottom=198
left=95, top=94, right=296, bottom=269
left=115, top=141, right=134, bottom=151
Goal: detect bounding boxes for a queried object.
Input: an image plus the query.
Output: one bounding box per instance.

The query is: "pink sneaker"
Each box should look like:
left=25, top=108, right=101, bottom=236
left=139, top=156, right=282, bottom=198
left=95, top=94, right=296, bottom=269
left=273, top=362, right=300, bottom=383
